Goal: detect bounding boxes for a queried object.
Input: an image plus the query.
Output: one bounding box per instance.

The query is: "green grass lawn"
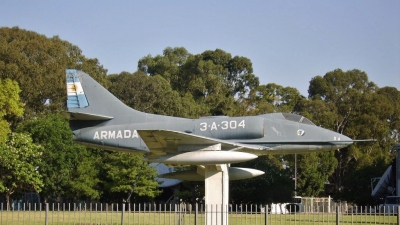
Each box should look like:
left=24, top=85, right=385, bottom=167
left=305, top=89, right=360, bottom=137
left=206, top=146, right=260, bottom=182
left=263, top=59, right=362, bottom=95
left=0, top=211, right=398, bottom=225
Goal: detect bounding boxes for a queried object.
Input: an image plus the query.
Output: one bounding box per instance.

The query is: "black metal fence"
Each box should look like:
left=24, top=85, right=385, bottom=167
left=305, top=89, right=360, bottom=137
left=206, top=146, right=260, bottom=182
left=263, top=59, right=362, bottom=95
left=1, top=202, right=399, bottom=224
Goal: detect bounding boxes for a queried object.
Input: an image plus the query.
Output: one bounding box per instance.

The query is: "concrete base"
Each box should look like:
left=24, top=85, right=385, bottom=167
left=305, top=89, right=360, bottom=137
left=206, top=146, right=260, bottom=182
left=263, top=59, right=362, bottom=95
left=178, top=143, right=230, bottom=225
left=204, top=164, right=229, bottom=225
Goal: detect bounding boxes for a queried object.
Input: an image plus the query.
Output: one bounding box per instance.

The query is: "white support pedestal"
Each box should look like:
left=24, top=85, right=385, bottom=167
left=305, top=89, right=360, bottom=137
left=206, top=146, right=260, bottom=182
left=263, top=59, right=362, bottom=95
left=177, top=143, right=230, bottom=225
left=202, top=143, right=229, bottom=225
left=204, top=164, right=229, bottom=225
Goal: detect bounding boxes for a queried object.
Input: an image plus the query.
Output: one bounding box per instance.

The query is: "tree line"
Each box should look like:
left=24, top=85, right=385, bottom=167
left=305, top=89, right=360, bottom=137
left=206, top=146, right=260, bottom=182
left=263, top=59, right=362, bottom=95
left=0, top=27, right=399, bottom=207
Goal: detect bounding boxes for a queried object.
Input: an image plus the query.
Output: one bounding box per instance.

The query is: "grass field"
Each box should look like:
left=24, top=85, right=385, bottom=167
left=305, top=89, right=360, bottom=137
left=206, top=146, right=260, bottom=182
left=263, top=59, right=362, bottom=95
left=0, top=211, right=398, bottom=225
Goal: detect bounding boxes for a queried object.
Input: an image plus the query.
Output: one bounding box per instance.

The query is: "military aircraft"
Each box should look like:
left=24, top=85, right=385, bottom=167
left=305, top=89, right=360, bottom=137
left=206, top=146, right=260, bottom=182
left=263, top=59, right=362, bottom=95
left=65, top=69, right=353, bottom=181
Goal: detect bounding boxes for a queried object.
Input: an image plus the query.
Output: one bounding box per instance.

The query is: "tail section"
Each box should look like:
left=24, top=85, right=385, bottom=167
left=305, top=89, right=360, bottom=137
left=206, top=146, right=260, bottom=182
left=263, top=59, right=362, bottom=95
left=65, top=69, right=137, bottom=121
left=66, top=69, right=89, bottom=109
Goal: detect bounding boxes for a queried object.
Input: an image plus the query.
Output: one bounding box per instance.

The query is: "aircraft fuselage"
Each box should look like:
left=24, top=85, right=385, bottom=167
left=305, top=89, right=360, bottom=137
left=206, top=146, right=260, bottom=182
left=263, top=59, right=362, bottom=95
left=70, top=112, right=352, bottom=156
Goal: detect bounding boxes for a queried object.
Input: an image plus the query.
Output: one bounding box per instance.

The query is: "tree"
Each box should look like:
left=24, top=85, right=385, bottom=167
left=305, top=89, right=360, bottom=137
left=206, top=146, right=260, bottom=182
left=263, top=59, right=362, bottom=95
left=138, top=47, right=189, bottom=85
left=0, top=27, right=108, bottom=118
left=230, top=156, right=293, bottom=204
left=299, top=68, right=397, bottom=204
left=108, top=71, right=206, bottom=118
left=376, top=87, right=400, bottom=144
left=66, top=148, right=101, bottom=200
left=100, top=152, right=161, bottom=202
left=337, top=88, right=400, bottom=203
left=138, top=47, right=259, bottom=116
left=0, top=133, right=43, bottom=209
left=295, top=152, right=337, bottom=196
left=226, top=55, right=259, bottom=98
left=243, top=83, right=302, bottom=116
left=17, top=114, right=100, bottom=201
left=0, top=78, right=24, bottom=141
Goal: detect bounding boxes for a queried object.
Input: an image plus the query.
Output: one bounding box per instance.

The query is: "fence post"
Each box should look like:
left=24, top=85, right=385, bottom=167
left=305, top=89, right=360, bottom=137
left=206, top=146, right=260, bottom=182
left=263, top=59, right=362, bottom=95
left=45, top=203, right=49, bottom=225
left=121, top=203, right=125, bottom=225
left=195, top=203, right=198, bottom=225
left=397, top=206, right=400, bottom=225
left=336, top=205, right=340, bottom=225
left=264, top=205, right=268, bottom=225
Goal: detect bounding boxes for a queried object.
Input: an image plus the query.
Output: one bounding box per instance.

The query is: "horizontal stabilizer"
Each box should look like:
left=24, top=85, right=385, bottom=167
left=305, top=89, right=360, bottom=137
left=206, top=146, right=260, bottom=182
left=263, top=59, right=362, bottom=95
left=64, top=112, right=114, bottom=121
left=150, top=163, right=182, bottom=188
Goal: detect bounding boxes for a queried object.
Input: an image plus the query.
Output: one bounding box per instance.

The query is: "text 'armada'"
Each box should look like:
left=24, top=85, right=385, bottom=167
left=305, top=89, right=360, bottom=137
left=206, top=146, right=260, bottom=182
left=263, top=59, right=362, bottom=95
left=93, top=130, right=139, bottom=139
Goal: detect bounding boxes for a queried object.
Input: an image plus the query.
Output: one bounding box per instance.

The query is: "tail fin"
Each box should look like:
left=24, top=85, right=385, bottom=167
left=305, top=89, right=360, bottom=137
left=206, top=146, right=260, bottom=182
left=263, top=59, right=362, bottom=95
left=65, top=69, right=134, bottom=120
left=66, top=69, right=89, bottom=109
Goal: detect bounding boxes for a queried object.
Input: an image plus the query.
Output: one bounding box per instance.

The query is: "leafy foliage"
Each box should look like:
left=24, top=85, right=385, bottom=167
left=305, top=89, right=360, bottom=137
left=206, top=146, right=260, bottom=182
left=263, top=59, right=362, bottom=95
left=0, top=78, right=24, bottom=141
left=0, top=26, right=399, bottom=206
left=0, top=27, right=108, bottom=119
left=294, top=69, right=399, bottom=202
left=17, top=114, right=100, bottom=201
left=100, top=152, right=161, bottom=202
left=108, top=71, right=206, bottom=118
left=138, top=47, right=259, bottom=116
left=295, top=152, right=337, bottom=196
left=230, top=156, right=293, bottom=204
left=0, top=133, right=43, bottom=208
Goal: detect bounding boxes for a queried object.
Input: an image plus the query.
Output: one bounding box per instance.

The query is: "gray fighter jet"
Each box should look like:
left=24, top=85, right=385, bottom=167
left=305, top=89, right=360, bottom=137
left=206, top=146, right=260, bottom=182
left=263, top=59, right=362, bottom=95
left=66, top=69, right=353, bottom=181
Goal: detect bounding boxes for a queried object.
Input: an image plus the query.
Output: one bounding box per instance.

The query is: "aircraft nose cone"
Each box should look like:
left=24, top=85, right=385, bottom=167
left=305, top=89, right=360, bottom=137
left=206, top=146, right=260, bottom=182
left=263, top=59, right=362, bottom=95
left=341, top=133, right=352, bottom=141
left=321, top=128, right=353, bottom=150
left=333, top=133, right=353, bottom=149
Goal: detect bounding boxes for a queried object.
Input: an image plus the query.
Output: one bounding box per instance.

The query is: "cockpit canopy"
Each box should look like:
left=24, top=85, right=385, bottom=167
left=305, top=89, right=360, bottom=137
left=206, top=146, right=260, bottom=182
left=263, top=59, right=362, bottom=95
left=281, top=113, right=315, bottom=126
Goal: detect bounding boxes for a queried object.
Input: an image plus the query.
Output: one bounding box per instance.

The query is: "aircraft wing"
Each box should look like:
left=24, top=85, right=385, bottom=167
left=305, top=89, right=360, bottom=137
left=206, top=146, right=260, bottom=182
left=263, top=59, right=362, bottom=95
left=137, top=130, right=267, bottom=156
left=64, top=111, right=114, bottom=120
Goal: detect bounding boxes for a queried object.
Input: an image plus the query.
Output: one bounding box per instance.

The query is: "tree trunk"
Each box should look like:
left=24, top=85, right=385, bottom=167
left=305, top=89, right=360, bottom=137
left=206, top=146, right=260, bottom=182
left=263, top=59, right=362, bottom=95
left=5, top=194, right=11, bottom=211
left=334, top=151, right=343, bottom=192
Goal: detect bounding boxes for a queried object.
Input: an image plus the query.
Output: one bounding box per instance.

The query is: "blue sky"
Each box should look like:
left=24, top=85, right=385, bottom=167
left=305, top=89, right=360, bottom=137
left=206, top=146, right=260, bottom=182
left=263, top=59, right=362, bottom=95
left=1, top=1, right=399, bottom=96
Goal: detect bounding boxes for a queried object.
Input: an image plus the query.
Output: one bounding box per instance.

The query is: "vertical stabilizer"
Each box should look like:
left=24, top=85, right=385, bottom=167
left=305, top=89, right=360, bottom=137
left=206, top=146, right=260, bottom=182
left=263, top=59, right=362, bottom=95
left=65, top=69, right=139, bottom=121
left=66, top=69, right=89, bottom=109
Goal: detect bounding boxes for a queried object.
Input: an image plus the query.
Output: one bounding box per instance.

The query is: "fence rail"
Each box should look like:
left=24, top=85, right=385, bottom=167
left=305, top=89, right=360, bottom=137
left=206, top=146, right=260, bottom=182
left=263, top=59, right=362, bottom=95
left=1, top=202, right=399, bottom=224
